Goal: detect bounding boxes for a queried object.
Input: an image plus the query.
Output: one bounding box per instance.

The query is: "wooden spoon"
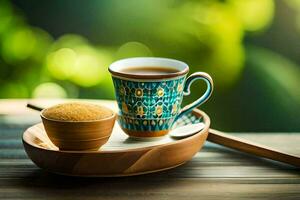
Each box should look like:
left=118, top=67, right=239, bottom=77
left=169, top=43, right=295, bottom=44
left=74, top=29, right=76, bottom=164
left=170, top=123, right=300, bottom=167
left=207, top=129, right=300, bottom=167
left=27, top=103, right=300, bottom=167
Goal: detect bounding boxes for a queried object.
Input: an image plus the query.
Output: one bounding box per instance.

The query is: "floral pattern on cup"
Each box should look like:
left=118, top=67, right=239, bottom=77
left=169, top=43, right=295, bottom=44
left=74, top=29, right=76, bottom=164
left=112, top=76, right=185, bottom=132
left=109, top=57, right=213, bottom=137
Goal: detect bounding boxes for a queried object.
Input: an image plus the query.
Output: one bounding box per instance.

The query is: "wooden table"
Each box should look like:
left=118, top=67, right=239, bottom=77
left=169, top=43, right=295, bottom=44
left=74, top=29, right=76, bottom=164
left=0, top=99, right=299, bottom=200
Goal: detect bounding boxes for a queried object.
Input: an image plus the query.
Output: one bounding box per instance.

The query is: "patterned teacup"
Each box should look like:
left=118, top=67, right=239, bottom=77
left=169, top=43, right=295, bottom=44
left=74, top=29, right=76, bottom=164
left=109, top=57, right=213, bottom=138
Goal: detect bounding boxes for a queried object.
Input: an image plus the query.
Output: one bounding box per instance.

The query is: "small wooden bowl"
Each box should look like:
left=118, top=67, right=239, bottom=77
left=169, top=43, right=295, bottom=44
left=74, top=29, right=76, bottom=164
left=41, top=111, right=116, bottom=151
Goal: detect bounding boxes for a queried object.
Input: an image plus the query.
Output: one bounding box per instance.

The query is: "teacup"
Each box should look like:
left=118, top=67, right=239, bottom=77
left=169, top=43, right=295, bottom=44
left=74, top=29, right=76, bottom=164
left=109, top=57, right=213, bottom=138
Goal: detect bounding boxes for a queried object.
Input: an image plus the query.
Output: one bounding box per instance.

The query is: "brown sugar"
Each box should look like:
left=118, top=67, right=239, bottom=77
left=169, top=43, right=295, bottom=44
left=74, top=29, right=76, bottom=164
left=42, top=102, right=113, bottom=121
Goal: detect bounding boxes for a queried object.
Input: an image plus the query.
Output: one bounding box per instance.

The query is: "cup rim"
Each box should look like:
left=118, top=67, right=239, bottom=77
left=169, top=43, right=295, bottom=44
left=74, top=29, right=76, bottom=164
left=108, top=57, right=189, bottom=79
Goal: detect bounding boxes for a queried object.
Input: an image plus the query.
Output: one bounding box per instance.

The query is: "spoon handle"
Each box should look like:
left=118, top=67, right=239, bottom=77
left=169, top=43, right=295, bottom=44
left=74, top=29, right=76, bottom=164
left=27, top=103, right=44, bottom=111
left=208, top=129, right=300, bottom=167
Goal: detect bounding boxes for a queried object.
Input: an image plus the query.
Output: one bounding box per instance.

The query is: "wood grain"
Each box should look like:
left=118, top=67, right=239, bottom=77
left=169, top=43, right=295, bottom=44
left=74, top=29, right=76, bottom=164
left=41, top=112, right=116, bottom=151
left=22, top=109, right=210, bottom=177
left=208, top=129, right=300, bottom=167
left=0, top=99, right=300, bottom=200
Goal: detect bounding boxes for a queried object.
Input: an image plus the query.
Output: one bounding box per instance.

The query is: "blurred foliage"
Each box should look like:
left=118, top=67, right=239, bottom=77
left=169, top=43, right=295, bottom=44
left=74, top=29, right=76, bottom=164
left=0, top=0, right=275, bottom=98
left=285, top=0, right=300, bottom=32
left=245, top=46, right=300, bottom=130
left=248, top=46, right=300, bottom=106
left=0, top=0, right=299, bottom=131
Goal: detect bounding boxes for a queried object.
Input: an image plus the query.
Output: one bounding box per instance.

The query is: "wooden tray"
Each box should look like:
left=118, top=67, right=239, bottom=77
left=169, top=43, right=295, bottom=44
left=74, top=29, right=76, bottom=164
left=22, top=109, right=210, bottom=177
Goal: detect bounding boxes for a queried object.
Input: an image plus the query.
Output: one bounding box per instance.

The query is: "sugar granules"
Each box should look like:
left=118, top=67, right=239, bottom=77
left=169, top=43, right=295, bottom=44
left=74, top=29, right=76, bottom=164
left=42, top=102, right=113, bottom=121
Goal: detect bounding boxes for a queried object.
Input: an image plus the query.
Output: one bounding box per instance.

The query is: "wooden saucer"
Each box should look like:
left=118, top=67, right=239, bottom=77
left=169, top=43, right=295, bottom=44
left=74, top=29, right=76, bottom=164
left=22, top=109, right=210, bottom=177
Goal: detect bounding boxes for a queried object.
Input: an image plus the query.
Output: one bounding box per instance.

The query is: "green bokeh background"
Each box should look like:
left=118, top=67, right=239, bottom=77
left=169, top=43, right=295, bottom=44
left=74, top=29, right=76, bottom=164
left=0, top=0, right=299, bottom=131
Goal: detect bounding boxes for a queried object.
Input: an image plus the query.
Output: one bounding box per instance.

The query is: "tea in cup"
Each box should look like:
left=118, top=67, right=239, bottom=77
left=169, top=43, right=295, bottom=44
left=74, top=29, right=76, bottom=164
left=109, top=57, right=213, bottom=138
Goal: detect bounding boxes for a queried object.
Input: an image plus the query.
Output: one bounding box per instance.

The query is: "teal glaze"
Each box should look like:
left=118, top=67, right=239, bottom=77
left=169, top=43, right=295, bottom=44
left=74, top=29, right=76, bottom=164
left=175, top=73, right=213, bottom=121
left=112, top=75, right=185, bottom=132
left=112, top=72, right=212, bottom=133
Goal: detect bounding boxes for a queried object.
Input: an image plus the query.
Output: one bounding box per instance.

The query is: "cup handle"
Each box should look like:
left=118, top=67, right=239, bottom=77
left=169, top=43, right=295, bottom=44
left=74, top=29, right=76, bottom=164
left=175, top=72, right=213, bottom=120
